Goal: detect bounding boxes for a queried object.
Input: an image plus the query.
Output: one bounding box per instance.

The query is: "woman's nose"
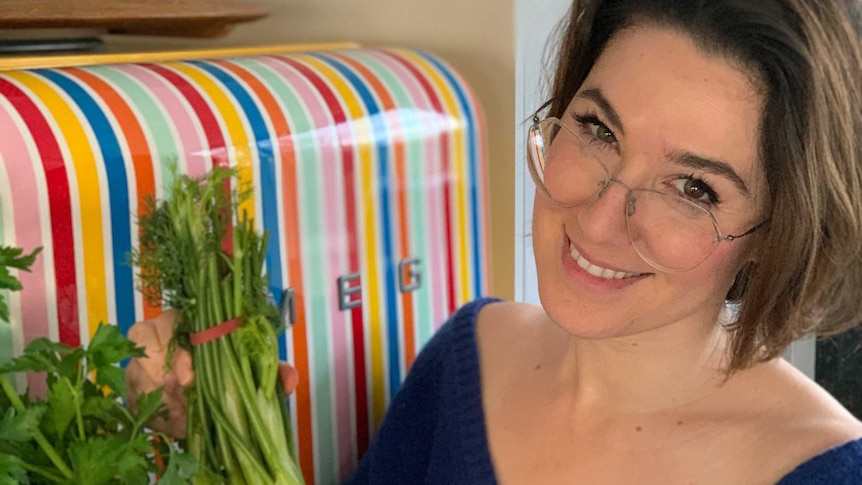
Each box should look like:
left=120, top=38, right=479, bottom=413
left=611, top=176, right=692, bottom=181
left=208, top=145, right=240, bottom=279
left=575, top=179, right=630, bottom=245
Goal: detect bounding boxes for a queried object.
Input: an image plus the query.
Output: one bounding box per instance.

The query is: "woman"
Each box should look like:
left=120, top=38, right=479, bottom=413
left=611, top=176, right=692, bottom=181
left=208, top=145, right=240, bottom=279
left=348, top=0, right=862, bottom=482
left=127, top=0, right=862, bottom=483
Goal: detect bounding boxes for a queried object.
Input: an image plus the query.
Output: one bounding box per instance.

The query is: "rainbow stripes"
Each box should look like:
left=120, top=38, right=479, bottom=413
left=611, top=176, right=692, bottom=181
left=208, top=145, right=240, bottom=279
left=0, top=47, right=489, bottom=484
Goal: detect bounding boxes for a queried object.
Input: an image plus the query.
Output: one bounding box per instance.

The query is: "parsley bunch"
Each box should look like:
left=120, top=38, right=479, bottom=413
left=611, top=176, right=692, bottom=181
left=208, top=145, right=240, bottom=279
left=0, top=246, right=195, bottom=484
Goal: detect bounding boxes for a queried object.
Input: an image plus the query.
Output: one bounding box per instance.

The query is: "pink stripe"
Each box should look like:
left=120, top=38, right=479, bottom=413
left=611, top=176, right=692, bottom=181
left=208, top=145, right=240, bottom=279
left=258, top=57, right=354, bottom=469
left=368, top=51, right=446, bottom=332
left=0, top=105, right=50, bottom=344
left=114, top=65, right=209, bottom=177
left=0, top=102, right=50, bottom=392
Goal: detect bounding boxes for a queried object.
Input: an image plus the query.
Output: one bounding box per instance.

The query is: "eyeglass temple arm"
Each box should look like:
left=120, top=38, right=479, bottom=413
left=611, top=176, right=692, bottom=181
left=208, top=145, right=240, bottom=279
left=530, top=99, right=556, bottom=124
left=724, top=220, right=769, bottom=241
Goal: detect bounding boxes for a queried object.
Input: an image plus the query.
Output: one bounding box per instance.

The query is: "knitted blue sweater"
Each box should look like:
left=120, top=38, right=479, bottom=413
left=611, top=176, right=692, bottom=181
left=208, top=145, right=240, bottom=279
left=346, top=298, right=862, bottom=484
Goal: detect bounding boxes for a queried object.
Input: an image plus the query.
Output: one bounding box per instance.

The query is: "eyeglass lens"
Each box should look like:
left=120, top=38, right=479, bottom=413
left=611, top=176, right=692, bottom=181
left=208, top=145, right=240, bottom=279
left=527, top=118, right=721, bottom=272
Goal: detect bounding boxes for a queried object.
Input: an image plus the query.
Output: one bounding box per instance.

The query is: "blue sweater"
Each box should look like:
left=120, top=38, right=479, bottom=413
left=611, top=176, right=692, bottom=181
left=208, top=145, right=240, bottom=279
left=346, top=298, right=862, bottom=484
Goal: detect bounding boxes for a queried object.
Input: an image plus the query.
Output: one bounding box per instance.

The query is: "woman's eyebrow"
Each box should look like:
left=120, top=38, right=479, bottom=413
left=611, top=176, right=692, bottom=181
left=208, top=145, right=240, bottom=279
left=576, top=88, right=626, bottom=136
left=671, top=151, right=750, bottom=196
left=576, top=87, right=751, bottom=196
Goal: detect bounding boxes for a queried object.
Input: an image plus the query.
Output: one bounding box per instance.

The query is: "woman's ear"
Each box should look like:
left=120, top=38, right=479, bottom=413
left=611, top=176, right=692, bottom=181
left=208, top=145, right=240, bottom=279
left=726, top=261, right=755, bottom=302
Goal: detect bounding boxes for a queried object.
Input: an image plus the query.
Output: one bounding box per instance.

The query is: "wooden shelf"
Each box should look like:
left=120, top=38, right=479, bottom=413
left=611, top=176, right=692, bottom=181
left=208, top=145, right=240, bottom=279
left=0, top=0, right=268, bottom=38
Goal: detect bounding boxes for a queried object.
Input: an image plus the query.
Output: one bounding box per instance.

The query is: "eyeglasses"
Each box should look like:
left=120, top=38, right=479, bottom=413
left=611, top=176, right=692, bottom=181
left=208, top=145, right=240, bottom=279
left=527, top=116, right=765, bottom=272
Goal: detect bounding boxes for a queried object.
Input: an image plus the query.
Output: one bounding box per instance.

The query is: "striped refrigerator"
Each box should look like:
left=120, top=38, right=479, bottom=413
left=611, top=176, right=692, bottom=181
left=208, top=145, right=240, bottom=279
left=0, top=46, right=490, bottom=484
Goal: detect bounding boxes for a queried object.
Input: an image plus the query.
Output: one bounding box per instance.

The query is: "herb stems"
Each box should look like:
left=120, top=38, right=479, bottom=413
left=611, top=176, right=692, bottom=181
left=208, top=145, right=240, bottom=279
left=133, top=167, right=304, bottom=484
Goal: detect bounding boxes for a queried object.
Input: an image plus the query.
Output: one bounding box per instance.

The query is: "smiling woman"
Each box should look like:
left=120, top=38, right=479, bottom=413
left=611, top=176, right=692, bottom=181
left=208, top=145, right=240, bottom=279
left=532, top=25, right=768, bottom=342
left=342, top=1, right=862, bottom=483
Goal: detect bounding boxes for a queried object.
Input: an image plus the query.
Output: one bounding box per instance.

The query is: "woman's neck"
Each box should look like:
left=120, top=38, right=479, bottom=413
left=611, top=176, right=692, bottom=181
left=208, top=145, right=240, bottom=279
left=551, top=308, right=732, bottom=416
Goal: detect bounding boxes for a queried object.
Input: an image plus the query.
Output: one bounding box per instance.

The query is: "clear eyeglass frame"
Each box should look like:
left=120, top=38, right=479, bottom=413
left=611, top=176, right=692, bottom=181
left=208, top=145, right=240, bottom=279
left=527, top=115, right=766, bottom=273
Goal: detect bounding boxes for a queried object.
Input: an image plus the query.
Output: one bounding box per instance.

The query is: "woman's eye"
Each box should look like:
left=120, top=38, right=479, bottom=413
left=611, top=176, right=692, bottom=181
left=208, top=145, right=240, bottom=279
left=587, top=122, right=616, bottom=144
left=672, top=177, right=719, bottom=205
left=573, top=114, right=617, bottom=146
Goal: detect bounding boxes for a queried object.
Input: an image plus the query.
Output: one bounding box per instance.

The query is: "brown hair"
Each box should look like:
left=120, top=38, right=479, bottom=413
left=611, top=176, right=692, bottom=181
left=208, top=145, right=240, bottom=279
left=543, top=0, right=862, bottom=371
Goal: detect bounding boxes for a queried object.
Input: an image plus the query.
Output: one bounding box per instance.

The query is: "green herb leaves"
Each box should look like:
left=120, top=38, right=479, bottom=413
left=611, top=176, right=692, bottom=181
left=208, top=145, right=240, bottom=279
left=0, top=246, right=41, bottom=323
left=0, top=323, right=195, bottom=484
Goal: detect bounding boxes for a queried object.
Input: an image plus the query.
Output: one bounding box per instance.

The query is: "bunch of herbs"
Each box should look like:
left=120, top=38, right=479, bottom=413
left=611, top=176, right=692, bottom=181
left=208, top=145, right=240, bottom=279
left=0, top=245, right=195, bottom=484
left=132, top=167, right=303, bottom=485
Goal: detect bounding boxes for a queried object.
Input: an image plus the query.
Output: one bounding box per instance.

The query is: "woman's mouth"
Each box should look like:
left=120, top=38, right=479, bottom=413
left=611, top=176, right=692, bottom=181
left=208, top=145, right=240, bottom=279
left=568, top=243, right=646, bottom=280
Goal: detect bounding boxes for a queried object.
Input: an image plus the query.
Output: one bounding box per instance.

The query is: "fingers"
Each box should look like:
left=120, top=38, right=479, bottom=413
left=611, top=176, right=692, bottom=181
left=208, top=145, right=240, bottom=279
left=158, top=372, right=189, bottom=439
left=278, top=363, right=299, bottom=395
left=126, top=319, right=169, bottom=394
left=126, top=317, right=158, bottom=353
left=125, top=359, right=146, bottom=414
left=171, top=347, right=194, bottom=387
left=152, top=309, right=179, bottom=350
left=125, top=309, right=191, bottom=440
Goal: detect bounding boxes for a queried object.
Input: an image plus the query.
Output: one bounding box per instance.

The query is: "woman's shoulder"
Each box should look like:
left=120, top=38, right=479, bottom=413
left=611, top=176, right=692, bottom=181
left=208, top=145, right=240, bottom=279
left=474, top=300, right=566, bottom=398
left=474, top=299, right=556, bottom=360
left=418, top=297, right=504, bottom=357
left=730, top=358, right=862, bottom=481
left=752, top=358, right=862, bottom=437
left=475, top=299, right=548, bottom=339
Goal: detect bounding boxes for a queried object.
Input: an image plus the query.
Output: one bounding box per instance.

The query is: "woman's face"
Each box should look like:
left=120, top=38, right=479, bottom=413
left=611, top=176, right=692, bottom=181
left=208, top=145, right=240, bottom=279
left=533, top=26, right=766, bottom=339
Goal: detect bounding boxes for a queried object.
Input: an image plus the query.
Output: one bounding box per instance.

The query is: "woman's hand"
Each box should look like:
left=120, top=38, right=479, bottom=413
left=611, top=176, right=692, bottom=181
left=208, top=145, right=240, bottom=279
left=125, top=309, right=299, bottom=439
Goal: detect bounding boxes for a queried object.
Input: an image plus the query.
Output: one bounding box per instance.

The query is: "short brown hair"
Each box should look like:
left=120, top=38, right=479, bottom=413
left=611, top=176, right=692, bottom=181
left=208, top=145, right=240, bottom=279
left=542, top=0, right=862, bottom=371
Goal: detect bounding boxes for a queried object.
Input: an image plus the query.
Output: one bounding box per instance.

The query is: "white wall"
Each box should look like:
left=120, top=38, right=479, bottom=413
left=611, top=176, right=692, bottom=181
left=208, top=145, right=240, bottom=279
left=514, top=0, right=570, bottom=304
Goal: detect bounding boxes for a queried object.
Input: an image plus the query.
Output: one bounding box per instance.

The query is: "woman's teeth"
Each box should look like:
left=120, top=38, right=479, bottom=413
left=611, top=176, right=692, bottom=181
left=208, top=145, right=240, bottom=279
left=569, top=244, right=643, bottom=279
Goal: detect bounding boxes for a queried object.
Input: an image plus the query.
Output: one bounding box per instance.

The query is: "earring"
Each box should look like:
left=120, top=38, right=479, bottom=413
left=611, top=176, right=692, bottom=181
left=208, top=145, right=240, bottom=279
left=726, top=261, right=755, bottom=302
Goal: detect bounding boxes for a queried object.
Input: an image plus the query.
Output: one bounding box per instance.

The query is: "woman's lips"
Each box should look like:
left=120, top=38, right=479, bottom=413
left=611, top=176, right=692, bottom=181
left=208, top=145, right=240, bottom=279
left=568, top=243, right=645, bottom=279
left=561, top=235, right=650, bottom=289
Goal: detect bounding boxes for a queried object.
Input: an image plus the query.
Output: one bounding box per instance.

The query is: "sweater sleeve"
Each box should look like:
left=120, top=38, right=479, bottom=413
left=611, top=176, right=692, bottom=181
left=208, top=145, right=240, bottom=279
left=776, top=438, right=862, bottom=485
left=345, top=320, right=449, bottom=484
left=345, top=298, right=500, bottom=485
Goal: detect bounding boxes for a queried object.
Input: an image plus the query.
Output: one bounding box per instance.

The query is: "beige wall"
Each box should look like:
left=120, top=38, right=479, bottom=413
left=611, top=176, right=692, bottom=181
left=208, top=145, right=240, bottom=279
left=107, top=0, right=516, bottom=299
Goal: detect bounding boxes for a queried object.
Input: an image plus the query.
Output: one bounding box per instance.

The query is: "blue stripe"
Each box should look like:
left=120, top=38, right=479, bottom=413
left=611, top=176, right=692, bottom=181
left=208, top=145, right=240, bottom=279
left=36, top=70, right=136, bottom=334
left=313, top=52, right=403, bottom=398
left=417, top=52, right=485, bottom=298
left=190, top=60, right=287, bottom=361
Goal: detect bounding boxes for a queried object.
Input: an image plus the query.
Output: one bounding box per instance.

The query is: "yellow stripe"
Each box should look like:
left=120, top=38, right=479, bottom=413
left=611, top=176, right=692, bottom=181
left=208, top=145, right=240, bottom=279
left=398, top=51, right=471, bottom=305
left=169, top=62, right=256, bottom=221
left=6, top=71, right=109, bottom=337
left=298, top=54, right=388, bottom=426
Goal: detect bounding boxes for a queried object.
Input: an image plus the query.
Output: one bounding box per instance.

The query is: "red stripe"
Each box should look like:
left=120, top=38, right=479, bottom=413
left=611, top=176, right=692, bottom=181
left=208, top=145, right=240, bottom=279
left=0, top=78, right=80, bottom=346
left=381, top=52, right=457, bottom=315
left=62, top=68, right=161, bottom=320
left=330, top=53, right=418, bottom=368
left=274, top=56, right=371, bottom=459
left=212, top=59, right=316, bottom=484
